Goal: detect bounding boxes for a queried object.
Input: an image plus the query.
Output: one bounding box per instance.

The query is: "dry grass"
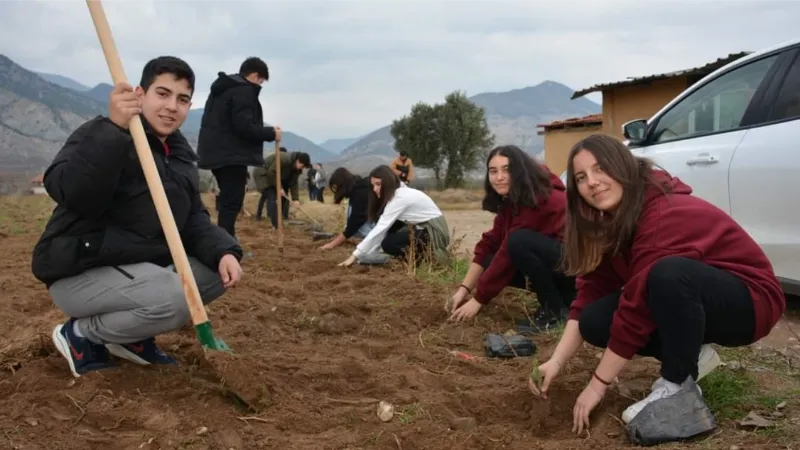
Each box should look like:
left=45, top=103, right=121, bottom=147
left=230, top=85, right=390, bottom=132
left=201, top=191, right=347, bottom=233
left=284, top=200, right=347, bottom=231
left=0, top=194, right=54, bottom=236
left=422, top=188, right=483, bottom=211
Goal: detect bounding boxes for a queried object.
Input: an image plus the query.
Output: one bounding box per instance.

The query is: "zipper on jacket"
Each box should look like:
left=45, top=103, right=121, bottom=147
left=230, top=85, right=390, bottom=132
left=113, top=266, right=135, bottom=280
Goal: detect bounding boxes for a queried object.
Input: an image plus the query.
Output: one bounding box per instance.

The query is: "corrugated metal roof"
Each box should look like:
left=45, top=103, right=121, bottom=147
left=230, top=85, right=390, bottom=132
left=538, top=113, right=603, bottom=131
left=571, top=52, right=751, bottom=99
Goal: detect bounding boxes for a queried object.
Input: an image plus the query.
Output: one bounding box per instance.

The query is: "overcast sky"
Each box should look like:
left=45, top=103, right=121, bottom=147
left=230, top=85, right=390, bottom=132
left=1, top=0, right=798, bottom=143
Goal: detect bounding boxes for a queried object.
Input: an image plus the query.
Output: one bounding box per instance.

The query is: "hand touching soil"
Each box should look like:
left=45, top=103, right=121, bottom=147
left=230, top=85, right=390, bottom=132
left=446, top=288, right=468, bottom=313
left=338, top=255, right=356, bottom=267
left=450, top=298, right=482, bottom=321
left=572, top=380, right=606, bottom=435
left=528, top=358, right=562, bottom=399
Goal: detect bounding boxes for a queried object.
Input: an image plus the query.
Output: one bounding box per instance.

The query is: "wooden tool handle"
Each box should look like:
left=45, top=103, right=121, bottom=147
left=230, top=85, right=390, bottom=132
left=85, top=0, right=208, bottom=325
left=275, top=140, right=283, bottom=249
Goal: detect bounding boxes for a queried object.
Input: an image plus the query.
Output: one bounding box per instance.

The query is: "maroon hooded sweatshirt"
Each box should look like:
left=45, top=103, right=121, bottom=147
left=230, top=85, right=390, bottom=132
left=568, top=170, right=786, bottom=359
left=472, top=167, right=567, bottom=304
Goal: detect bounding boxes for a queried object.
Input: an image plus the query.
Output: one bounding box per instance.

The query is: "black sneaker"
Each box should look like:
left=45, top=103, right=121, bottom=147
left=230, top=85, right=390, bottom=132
left=106, top=338, right=178, bottom=366
left=51, top=319, right=117, bottom=378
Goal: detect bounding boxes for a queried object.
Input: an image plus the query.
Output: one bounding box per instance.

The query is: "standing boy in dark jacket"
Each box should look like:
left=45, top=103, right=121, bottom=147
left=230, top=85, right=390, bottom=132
left=31, top=56, right=244, bottom=378
left=196, top=57, right=282, bottom=239
left=252, top=150, right=311, bottom=228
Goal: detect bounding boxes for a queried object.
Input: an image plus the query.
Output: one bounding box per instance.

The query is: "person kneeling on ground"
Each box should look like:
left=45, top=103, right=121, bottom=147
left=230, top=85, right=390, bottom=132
left=31, top=56, right=244, bottom=378
left=319, top=167, right=374, bottom=250
left=253, top=149, right=311, bottom=228
left=337, top=165, right=450, bottom=267
left=449, top=145, right=573, bottom=326
left=528, top=134, right=785, bottom=435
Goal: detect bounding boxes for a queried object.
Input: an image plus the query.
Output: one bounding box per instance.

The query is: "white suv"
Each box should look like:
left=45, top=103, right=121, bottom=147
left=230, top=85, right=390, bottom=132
left=621, top=38, right=800, bottom=295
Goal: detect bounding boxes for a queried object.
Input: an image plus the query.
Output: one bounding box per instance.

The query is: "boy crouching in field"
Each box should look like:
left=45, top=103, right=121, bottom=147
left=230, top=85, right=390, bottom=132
left=30, top=56, right=244, bottom=378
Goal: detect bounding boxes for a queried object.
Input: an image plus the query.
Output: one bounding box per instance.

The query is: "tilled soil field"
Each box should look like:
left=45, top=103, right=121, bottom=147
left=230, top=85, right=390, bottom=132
left=0, top=195, right=797, bottom=449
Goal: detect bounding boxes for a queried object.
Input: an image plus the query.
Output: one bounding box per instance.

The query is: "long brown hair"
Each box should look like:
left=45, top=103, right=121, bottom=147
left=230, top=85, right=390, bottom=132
left=561, top=134, right=667, bottom=276
left=367, top=165, right=402, bottom=223
left=481, top=145, right=552, bottom=213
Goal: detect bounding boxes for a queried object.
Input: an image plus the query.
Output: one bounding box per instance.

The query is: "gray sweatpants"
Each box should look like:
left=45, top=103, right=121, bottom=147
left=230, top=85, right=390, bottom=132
left=49, top=257, right=226, bottom=345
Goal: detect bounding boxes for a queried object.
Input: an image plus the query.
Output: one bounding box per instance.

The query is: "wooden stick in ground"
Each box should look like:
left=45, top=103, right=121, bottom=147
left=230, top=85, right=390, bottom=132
left=274, top=140, right=283, bottom=252
left=407, top=224, right=416, bottom=276
left=84, top=0, right=226, bottom=350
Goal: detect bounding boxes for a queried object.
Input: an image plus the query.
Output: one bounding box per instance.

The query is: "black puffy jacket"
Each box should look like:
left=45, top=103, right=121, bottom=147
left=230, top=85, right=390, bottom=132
left=31, top=116, right=242, bottom=287
left=196, top=72, right=277, bottom=169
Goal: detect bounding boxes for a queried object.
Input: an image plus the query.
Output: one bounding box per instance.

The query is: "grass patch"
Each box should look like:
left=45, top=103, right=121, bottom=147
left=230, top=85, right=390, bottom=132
left=698, top=345, right=800, bottom=428
left=699, top=368, right=758, bottom=420
left=415, top=256, right=470, bottom=285
left=397, top=403, right=428, bottom=425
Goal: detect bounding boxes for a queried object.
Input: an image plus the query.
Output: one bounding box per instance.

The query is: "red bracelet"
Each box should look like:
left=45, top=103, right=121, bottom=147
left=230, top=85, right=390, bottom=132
left=593, top=372, right=611, bottom=386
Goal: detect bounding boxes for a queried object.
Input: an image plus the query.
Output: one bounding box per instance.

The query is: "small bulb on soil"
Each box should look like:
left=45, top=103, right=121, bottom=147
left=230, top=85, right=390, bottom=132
left=196, top=426, right=208, bottom=436
left=377, top=401, right=394, bottom=422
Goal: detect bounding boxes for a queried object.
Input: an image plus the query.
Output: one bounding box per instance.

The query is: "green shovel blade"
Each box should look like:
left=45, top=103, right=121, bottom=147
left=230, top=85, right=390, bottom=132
left=195, top=321, right=232, bottom=352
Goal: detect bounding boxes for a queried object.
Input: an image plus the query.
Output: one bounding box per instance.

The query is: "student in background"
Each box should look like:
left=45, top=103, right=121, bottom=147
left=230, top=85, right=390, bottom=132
left=528, top=134, right=785, bottom=434
left=319, top=167, right=373, bottom=250
left=391, top=151, right=414, bottom=185
left=252, top=149, right=311, bottom=228
left=449, top=145, right=572, bottom=327
left=197, top=57, right=281, bottom=239
left=306, top=163, right=318, bottom=201
left=337, top=165, right=449, bottom=267
left=313, top=163, right=328, bottom=203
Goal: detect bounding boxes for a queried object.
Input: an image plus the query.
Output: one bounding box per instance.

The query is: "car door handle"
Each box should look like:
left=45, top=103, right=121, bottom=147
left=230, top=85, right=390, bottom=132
left=686, top=154, right=719, bottom=166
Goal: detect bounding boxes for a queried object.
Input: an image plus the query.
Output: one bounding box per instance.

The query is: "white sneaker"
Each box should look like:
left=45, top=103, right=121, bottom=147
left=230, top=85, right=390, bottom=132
left=625, top=345, right=720, bottom=424
left=648, top=344, right=721, bottom=391
left=622, top=379, right=683, bottom=424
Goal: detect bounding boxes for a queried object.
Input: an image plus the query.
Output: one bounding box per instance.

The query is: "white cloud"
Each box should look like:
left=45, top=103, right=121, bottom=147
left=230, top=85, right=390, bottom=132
left=1, top=0, right=798, bottom=142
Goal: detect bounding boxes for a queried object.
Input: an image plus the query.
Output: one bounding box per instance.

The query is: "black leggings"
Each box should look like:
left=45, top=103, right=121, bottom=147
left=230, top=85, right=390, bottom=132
left=579, top=256, right=757, bottom=384
left=482, top=229, right=575, bottom=313
left=380, top=221, right=430, bottom=258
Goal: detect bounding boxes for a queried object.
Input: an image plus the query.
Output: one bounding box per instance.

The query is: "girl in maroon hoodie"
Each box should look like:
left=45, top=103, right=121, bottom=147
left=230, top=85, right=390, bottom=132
left=528, top=134, right=785, bottom=435
left=448, top=145, right=572, bottom=326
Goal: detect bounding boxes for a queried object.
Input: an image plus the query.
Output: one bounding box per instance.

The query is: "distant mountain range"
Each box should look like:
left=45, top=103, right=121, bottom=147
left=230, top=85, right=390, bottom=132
left=328, top=80, right=600, bottom=174
left=319, top=137, right=360, bottom=154
left=1, top=52, right=600, bottom=181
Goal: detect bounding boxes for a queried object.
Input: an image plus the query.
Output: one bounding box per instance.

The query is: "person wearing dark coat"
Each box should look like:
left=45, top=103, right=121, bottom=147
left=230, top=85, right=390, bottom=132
left=31, top=56, right=243, bottom=379
left=196, top=57, right=282, bottom=239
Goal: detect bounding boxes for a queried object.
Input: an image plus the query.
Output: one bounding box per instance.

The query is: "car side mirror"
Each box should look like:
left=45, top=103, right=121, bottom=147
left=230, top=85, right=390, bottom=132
left=622, top=119, right=648, bottom=145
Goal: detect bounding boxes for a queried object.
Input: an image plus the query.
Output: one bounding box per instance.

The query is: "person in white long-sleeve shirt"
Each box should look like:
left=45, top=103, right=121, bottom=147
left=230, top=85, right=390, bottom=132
left=338, top=165, right=451, bottom=267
